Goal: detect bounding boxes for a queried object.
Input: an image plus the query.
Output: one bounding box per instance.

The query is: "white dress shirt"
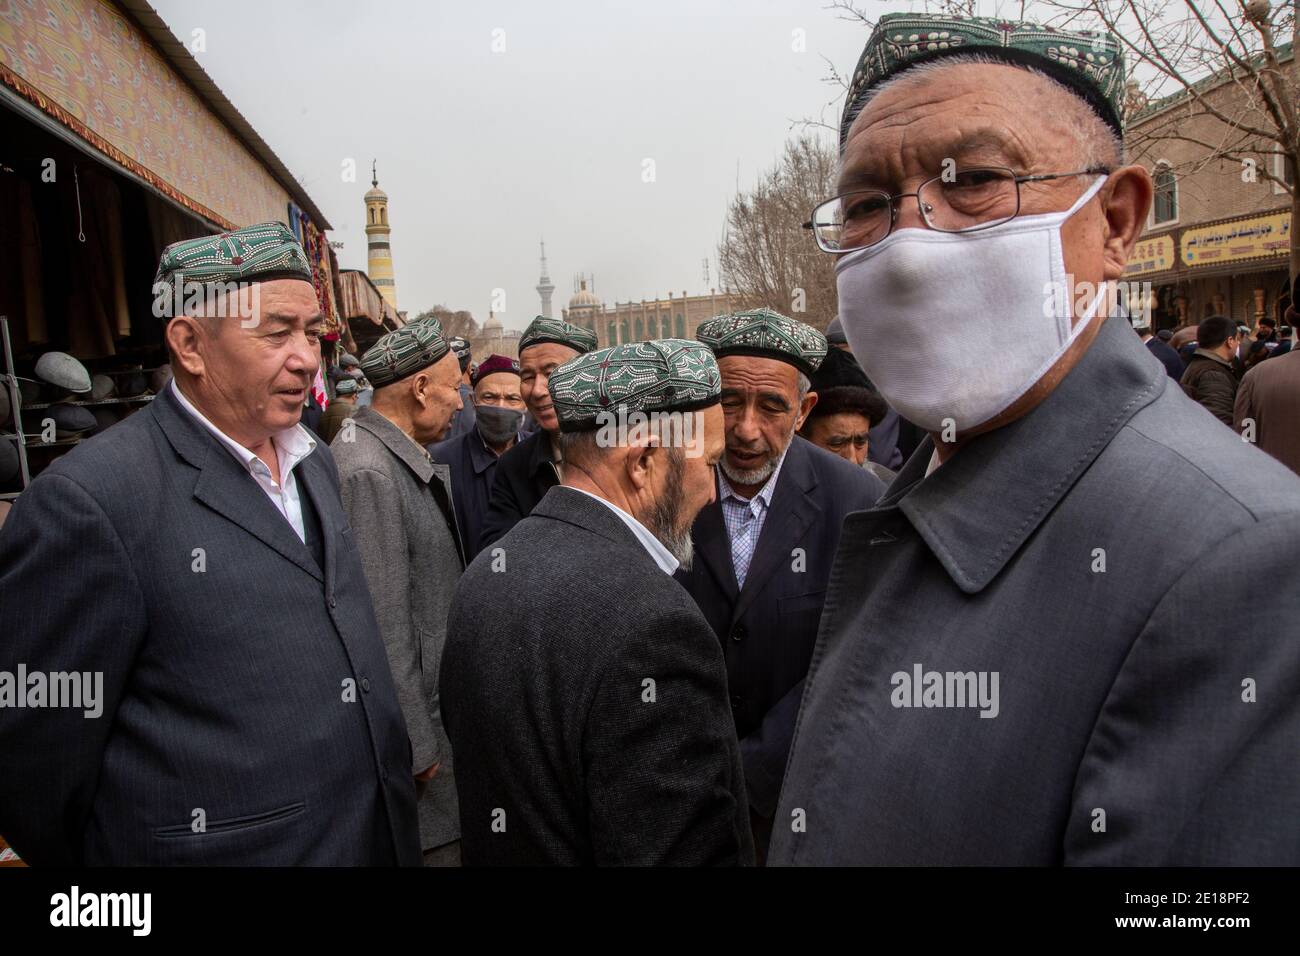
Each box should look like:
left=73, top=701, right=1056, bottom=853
left=171, top=381, right=317, bottom=543
left=567, top=487, right=679, bottom=574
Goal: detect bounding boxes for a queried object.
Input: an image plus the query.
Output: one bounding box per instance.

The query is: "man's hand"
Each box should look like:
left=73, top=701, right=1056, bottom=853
left=415, top=762, right=439, bottom=783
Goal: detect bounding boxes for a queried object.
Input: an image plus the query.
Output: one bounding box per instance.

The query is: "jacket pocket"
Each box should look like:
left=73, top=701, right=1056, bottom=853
left=153, top=801, right=307, bottom=839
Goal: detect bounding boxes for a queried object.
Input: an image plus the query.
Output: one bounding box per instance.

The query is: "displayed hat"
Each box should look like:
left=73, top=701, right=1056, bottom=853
left=448, top=336, right=472, bottom=371
left=825, top=316, right=848, bottom=346
left=118, top=369, right=149, bottom=397
left=518, top=316, right=598, bottom=356
left=335, top=378, right=360, bottom=396
left=153, top=222, right=312, bottom=317
left=548, top=338, right=722, bottom=433
left=840, top=13, right=1126, bottom=149
left=89, top=374, right=117, bottom=401
left=26, top=403, right=97, bottom=438
left=471, top=354, right=521, bottom=386
left=18, top=378, right=41, bottom=404
left=35, top=352, right=92, bottom=394
left=347, top=368, right=366, bottom=382
left=340, top=352, right=361, bottom=368
left=361, top=317, right=451, bottom=388
left=696, top=308, right=828, bottom=376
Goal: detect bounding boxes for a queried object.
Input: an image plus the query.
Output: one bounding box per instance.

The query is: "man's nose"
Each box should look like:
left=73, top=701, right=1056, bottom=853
left=286, top=335, right=317, bottom=374
left=731, top=408, right=760, bottom=442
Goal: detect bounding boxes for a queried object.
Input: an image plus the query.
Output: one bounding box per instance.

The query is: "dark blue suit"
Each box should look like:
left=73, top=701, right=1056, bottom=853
left=676, top=436, right=884, bottom=819
left=0, top=387, right=421, bottom=865
left=1146, top=336, right=1186, bottom=380
left=429, top=427, right=521, bottom=560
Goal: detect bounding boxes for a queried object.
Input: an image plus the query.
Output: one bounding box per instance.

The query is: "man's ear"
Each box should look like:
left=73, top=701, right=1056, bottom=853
left=165, top=317, right=206, bottom=378
left=625, top=439, right=658, bottom=491
left=795, top=390, right=819, bottom=430
left=1101, top=165, right=1154, bottom=281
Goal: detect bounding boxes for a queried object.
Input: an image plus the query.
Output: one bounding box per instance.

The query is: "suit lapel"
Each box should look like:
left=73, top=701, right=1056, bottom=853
left=297, top=454, right=339, bottom=587
left=733, top=440, right=820, bottom=619
left=154, top=386, right=324, bottom=583
left=692, top=471, right=740, bottom=601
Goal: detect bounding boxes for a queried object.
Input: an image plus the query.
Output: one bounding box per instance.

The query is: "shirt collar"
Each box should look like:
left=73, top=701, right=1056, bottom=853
left=718, top=445, right=789, bottom=511
left=875, top=314, right=1165, bottom=595
left=566, top=486, right=679, bottom=574
left=170, top=380, right=316, bottom=480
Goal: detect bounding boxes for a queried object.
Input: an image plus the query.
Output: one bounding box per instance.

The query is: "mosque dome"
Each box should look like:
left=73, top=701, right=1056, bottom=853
left=568, top=280, right=602, bottom=310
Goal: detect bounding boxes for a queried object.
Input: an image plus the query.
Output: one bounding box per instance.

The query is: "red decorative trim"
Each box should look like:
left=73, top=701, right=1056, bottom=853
left=0, top=61, right=235, bottom=231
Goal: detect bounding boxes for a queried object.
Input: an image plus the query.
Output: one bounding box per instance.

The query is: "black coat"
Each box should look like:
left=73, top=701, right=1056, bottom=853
left=477, top=428, right=559, bottom=550
left=441, top=487, right=754, bottom=865
left=1145, top=336, right=1186, bottom=380
left=676, top=436, right=884, bottom=815
left=0, top=387, right=421, bottom=865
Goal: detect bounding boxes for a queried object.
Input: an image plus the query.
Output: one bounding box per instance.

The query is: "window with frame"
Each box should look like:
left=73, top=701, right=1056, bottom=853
left=1152, top=164, right=1177, bottom=224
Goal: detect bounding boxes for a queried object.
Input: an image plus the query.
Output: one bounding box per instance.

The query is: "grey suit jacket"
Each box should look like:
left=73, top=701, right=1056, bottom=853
left=441, top=487, right=755, bottom=865
left=333, top=407, right=464, bottom=850
left=0, top=386, right=421, bottom=865
left=771, top=315, right=1300, bottom=865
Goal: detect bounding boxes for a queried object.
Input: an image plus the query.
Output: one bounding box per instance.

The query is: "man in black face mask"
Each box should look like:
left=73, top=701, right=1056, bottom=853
left=430, top=354, right=526, bottom=559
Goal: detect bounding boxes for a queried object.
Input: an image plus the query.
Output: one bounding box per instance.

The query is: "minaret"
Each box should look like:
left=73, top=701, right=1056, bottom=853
left=365, top=160, right=398, bottom=310
left=535, top=239, right=555, bottom=319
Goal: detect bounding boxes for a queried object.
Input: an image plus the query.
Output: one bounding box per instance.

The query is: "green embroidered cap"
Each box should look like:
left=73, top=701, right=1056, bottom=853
left=548, top=339, right=721, bottom=433
left=153, top=221, right=313, bottom=317
left=519, top=316, right=598, bottom=356
left=695, top=308, right=828, bottom=376
left=840, top=13, right=1126, bottom=149
left=360, top=316, right=451, bottom=388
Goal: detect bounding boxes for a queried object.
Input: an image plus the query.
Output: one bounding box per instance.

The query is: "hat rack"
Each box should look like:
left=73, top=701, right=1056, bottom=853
left=0, top=316, right=163, bottom=499
left=0, top=316, right=32, bottom=500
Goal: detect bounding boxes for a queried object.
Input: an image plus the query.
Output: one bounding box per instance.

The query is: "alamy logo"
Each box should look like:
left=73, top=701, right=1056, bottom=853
left=0, top=665, right=103, bottom=718
left=50, top=886, right=151, bottom=936
left=890, top=663, right=999, bottom=718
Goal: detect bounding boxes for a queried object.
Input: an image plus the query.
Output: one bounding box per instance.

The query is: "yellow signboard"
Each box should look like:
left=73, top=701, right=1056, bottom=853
left=1125, top=235, right=1175, bottom=276
left=1182, top=211, right=1291, bottom=267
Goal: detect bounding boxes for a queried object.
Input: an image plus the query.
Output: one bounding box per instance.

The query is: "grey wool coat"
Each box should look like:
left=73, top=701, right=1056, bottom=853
left=0, top=386, right=420, bottom=865
left=771, top=315, right=1300, bottom=866
left=441, top=486, right=755, bottom=866
left=333, top=406, right=465, bottom=851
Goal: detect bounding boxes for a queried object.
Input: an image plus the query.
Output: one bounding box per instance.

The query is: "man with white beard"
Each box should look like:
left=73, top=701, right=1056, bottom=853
left=676, top=309, right=884, bottom=860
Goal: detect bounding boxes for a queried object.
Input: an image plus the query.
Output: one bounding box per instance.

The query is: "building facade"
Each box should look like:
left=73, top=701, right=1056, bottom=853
left=1126, top=50, right=1296, bottom=331
left=561, top=281, right=742, bottom=347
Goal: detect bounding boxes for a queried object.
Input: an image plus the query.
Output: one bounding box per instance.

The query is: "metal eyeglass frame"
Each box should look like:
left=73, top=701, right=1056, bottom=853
left=803, top=166, right=1112, bottom=254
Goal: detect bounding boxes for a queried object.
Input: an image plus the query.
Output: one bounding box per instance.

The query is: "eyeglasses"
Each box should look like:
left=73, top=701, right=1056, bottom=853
left=804, top=166, right=1111, bottom=254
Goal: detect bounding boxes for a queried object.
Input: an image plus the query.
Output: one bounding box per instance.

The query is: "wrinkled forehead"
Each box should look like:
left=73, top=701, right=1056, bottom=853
left=839, top=63, right=1072, bottom=189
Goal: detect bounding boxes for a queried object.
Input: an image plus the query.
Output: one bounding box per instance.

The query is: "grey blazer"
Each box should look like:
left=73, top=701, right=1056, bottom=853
left=771, top=315, right=1300, bottom=866
left=333, top=407, right=464, bottom=850
left=0, top=386, right=421, bottom=865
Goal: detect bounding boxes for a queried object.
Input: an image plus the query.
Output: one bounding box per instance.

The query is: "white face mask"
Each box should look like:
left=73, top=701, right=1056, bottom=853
left=836, top=176, right=1108, bottom=434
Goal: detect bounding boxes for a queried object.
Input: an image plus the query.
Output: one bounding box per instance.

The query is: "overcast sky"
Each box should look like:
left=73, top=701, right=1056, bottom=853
left=150, top=0, right=872, bottom=329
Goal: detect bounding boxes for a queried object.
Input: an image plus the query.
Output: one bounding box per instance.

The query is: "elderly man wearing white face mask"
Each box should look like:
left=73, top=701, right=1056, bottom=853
left=772, top=13, right=1300, bottom=867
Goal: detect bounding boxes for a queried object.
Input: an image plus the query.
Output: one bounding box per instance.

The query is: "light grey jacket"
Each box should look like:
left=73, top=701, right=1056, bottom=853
left=333, top=407, right=465, bottom=850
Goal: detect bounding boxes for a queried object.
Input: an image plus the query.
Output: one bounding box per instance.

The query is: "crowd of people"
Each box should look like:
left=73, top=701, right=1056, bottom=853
left=1, top=11, right=1297, bottom=867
